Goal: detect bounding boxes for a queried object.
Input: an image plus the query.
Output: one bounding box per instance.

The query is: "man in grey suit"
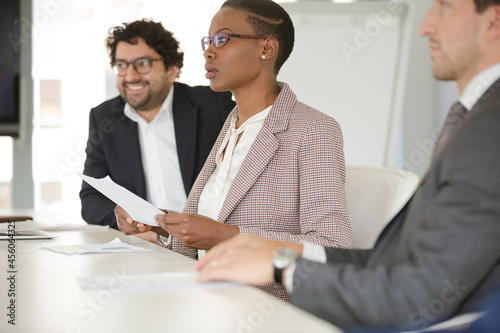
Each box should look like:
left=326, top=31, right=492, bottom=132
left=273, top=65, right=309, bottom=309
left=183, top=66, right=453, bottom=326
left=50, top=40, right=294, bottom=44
left=194, top=0, right=500, bottom=330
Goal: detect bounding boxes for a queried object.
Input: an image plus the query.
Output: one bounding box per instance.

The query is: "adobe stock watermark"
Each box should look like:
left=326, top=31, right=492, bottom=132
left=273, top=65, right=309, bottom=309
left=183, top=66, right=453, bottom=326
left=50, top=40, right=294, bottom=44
left=8, top=0, right=72, bottom=54
left=399, top=126, right=442, bottom=174
left=5, top=220, right=17, bottom=326
left=408, top=277, right=468, bottom=330
left=55, top=267, right=134, bottom=333
left=235, top=255, right=320, bottom=333
left=51, top=115, right=116, bottom=181
left=290, top=257, right=321, bottom=292
left=236, top=298, right=278, bottom=333
left=339, top=3, right=404, bottom=64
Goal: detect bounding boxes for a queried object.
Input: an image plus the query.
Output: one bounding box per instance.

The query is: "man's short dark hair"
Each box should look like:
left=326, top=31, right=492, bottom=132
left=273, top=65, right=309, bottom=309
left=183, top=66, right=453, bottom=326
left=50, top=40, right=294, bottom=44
left=106, top=19, right=184, bottom=72
left=474, top=0, right=500, bottom=12
left=222, top=0, right=294, bottom=75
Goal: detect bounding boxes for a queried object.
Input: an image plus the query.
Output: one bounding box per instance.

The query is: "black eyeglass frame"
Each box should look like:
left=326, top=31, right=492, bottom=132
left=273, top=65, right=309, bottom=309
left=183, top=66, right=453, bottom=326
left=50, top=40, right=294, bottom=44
left=112, top=58, right=163, bottom=76
left=201, top=33, right=268, bottom=51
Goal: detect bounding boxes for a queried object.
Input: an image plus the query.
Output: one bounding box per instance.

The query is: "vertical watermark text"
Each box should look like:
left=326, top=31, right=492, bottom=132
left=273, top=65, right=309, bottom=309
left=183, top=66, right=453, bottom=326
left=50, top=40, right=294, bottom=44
left=5, top=219, right=17, bottom=326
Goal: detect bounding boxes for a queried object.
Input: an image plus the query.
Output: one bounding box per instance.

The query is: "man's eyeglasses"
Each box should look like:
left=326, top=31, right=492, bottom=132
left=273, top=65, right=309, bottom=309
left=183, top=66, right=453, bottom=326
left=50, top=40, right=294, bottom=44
left=112, top=58, right=163, bottom=76
left=201, top=33, right=268, bottom=51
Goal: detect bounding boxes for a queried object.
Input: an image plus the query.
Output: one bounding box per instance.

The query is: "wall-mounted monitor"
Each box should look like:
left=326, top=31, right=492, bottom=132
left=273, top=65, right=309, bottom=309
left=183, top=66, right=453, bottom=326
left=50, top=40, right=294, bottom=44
left=0, top=0, right=20, bottom=137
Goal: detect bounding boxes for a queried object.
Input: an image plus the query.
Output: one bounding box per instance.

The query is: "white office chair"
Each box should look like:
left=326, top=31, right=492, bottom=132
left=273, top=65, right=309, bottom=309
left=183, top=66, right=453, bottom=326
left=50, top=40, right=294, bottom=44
left=345, top=165, right=420, bottom=249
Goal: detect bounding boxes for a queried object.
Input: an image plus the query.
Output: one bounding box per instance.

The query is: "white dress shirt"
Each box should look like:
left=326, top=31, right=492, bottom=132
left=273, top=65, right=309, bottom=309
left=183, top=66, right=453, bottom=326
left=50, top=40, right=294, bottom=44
left=286, top=62, right=500, bottom=293
left=460, top=63, right=500, bottom=111
left=124, top=85, right=187, bottom=213
left=197, top=106, right=272, bottom=258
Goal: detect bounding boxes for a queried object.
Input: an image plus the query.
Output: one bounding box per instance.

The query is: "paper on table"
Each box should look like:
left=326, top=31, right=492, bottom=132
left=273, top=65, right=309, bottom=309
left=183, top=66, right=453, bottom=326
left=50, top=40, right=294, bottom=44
left=77, top=272, right=245, bottom=290
left=0, top=230, right=56, bottom=240
left=400, top=312, right=486, bottom=333
left=78, top=172, right=163, bottom=226
left=42, top=237, right=154, bottom=255
left=0, top=219, right=59, bottom=232
left=45, top=224, right=109, bottom=231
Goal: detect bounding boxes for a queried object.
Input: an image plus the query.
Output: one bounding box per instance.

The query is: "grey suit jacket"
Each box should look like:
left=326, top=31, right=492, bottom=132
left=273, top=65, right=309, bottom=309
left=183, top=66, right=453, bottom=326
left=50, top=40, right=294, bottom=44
left=292, top=78, right=500, bottom=330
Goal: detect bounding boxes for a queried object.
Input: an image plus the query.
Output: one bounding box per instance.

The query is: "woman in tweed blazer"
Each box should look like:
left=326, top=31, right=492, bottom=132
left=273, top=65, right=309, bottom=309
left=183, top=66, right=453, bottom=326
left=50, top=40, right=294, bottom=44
left=116, top=0, right=351, bottom=298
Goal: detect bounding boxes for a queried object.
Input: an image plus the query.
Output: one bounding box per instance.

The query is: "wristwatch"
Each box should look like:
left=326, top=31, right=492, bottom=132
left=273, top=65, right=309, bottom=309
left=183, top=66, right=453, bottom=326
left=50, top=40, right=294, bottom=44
left=273, top=247, right=300, bottom=285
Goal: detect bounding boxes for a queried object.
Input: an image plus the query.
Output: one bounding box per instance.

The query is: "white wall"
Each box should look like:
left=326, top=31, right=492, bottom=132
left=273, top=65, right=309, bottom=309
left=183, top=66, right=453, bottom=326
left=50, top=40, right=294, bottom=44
left=280, top=0, right=446, bottom=177
left=280, top=2, right=406, bottom=167
left=11, top=0, right=457, bottom=214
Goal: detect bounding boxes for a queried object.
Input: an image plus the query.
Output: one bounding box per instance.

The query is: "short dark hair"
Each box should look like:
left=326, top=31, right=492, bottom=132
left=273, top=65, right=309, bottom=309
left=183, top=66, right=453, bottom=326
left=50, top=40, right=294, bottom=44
left=105, top=19, right=184, bottom=72
left=221, top=0, right=294, bottom=74
left=474, top=0, right=500, bottom=12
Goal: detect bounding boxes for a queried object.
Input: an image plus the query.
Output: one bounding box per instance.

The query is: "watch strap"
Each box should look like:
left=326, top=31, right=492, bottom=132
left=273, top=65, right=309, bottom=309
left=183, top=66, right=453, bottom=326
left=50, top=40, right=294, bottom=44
left=274, top=264, right=285, bottom=285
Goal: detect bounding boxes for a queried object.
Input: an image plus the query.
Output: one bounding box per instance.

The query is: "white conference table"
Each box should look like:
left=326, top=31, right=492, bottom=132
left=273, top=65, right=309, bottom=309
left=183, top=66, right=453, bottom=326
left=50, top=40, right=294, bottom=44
left=0, top=210, right=342, bottom=333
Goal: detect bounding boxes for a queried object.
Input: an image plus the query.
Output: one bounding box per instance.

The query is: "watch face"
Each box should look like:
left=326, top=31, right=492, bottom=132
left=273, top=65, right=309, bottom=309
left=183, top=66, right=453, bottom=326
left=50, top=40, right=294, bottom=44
left=273, top=247, right=299, bottom=269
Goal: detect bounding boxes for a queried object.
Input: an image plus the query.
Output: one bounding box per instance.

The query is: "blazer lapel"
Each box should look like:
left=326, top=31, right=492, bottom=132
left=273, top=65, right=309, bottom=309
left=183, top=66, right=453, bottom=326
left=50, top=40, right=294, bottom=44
left=371, top=79, right=500, bottom=255
left=186, top=82, right=295, bottom=219
left=113, top=104, right=147, bottom=199
left=470, top=77, right=500, bottom=113
left=218, top=125, right=279, bottom=222
left=172, top=83, right=198, bottom=195
left=422, top=77, right=500, bottom=187
left=217, top=82, right=294, bottom=222
left=184, top=114, right=231, bottom=214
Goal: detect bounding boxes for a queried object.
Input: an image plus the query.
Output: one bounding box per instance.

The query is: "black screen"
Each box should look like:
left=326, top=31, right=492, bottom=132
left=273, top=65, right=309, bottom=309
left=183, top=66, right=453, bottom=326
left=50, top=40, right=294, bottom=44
left=0, top=0, right=20, bottom=136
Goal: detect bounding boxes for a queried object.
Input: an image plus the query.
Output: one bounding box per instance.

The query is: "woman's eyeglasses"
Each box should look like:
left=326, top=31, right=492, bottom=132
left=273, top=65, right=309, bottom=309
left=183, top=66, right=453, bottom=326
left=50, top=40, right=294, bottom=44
left=201, top=33, right=268, bottom=51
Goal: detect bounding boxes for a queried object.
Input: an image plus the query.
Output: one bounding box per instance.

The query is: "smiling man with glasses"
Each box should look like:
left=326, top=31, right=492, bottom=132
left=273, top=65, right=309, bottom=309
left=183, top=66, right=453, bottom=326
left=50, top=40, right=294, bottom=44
left=80, top=19, right=235, bottom=233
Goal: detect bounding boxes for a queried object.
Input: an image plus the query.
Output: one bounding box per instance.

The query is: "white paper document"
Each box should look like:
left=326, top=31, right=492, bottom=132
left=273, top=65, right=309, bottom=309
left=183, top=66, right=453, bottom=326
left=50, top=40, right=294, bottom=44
left=0, top=230, right=56, bottom=240
left=78, top=271, right=245, bottom=290
left=0, top=220, right=59, bottom=240
left=44, top=224, right=109, bottom=231
left=0, top=219, right=59, bottom=232
left=42, top=237, right=154, bottom=255
left=401, top=312, right=486, bottom=332
left=78, top=172, right=163, bottom=226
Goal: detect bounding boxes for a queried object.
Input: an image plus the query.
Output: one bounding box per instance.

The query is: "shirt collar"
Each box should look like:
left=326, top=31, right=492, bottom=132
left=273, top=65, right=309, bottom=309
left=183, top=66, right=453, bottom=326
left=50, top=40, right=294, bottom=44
left=230, top=105, right=272, bottom=132
left=216, top=105, right=272, bottom=168
left=124, top=85, right=175, bottom=124
left=460, top=63, right=500, bottom=111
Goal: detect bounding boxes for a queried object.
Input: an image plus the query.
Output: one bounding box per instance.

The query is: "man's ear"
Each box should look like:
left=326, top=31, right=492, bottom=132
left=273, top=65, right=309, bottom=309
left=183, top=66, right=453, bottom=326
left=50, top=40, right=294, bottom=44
left=167, top=66, right=180, bottom=83
left=485, top=6, right=500, bottom=42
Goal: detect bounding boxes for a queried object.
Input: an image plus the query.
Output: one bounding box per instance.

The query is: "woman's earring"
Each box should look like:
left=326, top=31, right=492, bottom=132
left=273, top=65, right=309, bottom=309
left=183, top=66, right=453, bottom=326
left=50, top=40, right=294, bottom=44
left=261, top=55, right=266, bottom=59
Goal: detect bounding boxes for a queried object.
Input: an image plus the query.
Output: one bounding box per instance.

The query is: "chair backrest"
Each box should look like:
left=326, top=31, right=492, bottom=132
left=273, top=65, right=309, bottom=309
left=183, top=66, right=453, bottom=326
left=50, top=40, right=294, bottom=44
left=345, top=165, right=420, bottom=249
